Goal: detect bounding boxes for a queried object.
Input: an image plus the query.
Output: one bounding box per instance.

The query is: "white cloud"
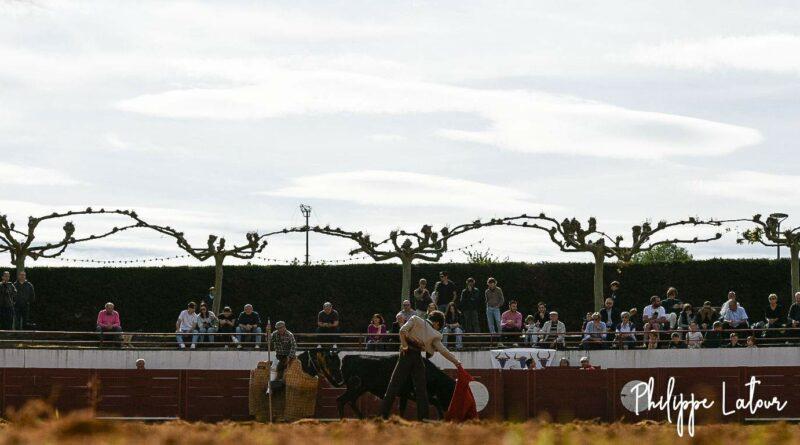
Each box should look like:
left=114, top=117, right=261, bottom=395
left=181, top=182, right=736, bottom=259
left=625, top=34, right=800, bottom=73
left=0, top=163, right=83, bottom=186
left=262, top=170, right=558, bottom=214
left=116, top=70, right=763, bottom=159
left=366, top=133, right=407, bottom=143
left=689, top=170, right=800, bottom=205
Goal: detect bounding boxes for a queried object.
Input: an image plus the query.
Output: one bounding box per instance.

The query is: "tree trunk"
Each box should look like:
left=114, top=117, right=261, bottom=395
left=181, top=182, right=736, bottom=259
left=14, top=255, right=25, bottom=276
left=400, top=257, right=412, bottom=307
left=791, top=244, right=799, bottom=298
left=592, top=251, right=604, bottom=312
left=212, top=256, right=224, bottom=315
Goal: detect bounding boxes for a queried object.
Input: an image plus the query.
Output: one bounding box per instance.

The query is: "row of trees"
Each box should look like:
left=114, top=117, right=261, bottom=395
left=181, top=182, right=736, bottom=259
left=0, top=209, right=797, bottom=311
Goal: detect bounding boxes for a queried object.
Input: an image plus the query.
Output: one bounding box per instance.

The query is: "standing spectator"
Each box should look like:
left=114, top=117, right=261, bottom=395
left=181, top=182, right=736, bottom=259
left=433, top=271, right=458, bottom=312
left=531, top=302, right=548, bottom=328
left=194, top=304, right=218, bottom=345
left=500, top=300, right=523, bottom=346
left=366, top=313, right=386, bottom=351
left=599, top=298, right=621, bottom=331
left=12, top=271, right=34, bottom=330
left=615, top=311, right=637, bottom=350
left=685, top=322, right=704, bottom=349
left=217, top=306, right=237, bottom=348
left=270, top=321, right=297, bottom=381
left=723, top=332, right=744, bottom=348
left=667, top=332, right=686, bottom=349
left=388, top=312, right=405, bottom=347
left=763, top=293, right=785, bottom=339
left=0, top=271, right=15, bottom=330
left=538, top=311, right=566, bottom=350
left=721, top=300, right=749, bottom=330
left=719, top=291, right=743, bottom=318
left=662, top=287, right=683, bottom=329
left=96, top=302, right=122, bottom=346
left=412, top=279, right=432, bottom=318
left=317, top=302, right=340, bottom=347
left=459, top=277, right=481, bottom=333
left=789, top=292, right=800, bottom=341
left=678, top=303, right=697, bottom=330
left=609, top=281, right=622, bottom=307
left=485, top=277, right=504, bottom=335
left=202, top=286, right=215, bottom=308
left=697, top=301, right=718, bottom=330
left=524, top=315, right=538, bottom=346
left=176, top=302, right=198, bottom=349
left=442, top=302, right=464, bottom=350
left=235, top=304, right=262, bottom=349
left=581, top=312, right=607, bottom=350
left=398, top=300, right=415, bottom=322
left=643, top=296, right=668, bottom=329
left=704, top=321, right=725, bottom=348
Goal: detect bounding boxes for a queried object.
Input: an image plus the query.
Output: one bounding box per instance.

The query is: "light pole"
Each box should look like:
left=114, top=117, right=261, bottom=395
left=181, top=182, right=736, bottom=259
left=300, top=204, right=312, bottom=266
left=770, top=212, right=789, bottom=260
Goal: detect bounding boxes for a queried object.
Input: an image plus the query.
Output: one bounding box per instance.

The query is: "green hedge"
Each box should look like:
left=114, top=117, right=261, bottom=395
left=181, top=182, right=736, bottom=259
left=16, top=259, right=793, bottom=333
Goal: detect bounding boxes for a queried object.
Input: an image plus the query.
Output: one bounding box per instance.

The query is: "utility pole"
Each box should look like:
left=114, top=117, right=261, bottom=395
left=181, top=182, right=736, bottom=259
left=770, top=212, right=789, bottom=260
left=300, top=204, right=312, bottom=266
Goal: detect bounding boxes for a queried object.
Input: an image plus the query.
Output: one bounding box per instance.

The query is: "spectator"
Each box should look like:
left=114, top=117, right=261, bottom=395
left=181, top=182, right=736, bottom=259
left=628, top=307, right=641, bottom=331
left=524, top=315, right=538, bottom=346
left=398, top=300, right=415, bottom=322
left=500, top=300, right=523, bottom=346
left=270, top=321, right=297, bottom=381
left=685, top=322, right=704, bottom=349
left=459, top=277, right=481, bottom=333
left=723, top=332, right=744, bottom=348
left=236, top=304, right=262, bottom=349
left=388, top=312, right=405, bottom=347
left=643, top=296, right=668, bottom=328
left=581, top=312, right=593, bottom=331
left=697, top=301, right=718, bottom=330
left=217, top=306, right=237, bottom=348
left=599, top=297, right=620, bottom=332
left=485, top=277, right=504, bottom=335
left=704, top=321, right=725, bottom=348
left=175, top=302, right=198, bottom=349
left=13, top=271, right=34, bottom=330
left=615, top=311, right=637, bottom=350
left=746, top=335, right=758, bottom=348
left=662, top=287, right=683, bottom=329
left=719, top=291, right=743, bottom=318
left=135, top=358, right=146, bottom=370
left=442, top=302, right=464, bottom=350
left=194, top=304, right=218, bottom=345
left=646, top=329, right=660, bottom=349
left=531, top=302, right=548, bottom=328
left=763, top=293, right=785, bottom=339
left=559, top=357, right=570, bottom=367
left=433, top=271, right=458, bottom=312
left=412, top=279, right=432, bottom=318
left=96, top=302, right=122, bottom=346
left=678, top=303, right=697, bottom=330
left=426, top=302, right=438, bottom=318
left=609, top=280, right=622, bottom=307
left=581, top=312, right=607, bottom=350
left=539, top=311, right=566, bottom=350
left=366, top=313, right=386, bottom=351
left=317, top=302, right=340, bottom=347
left=202, top=286, right=215, bottom=308
left=0, top=271, right=16, bottom=330
left=579, top=356, right=596, bottom=370
left=789, top=292, right=800, bottom=341
left=722, top=300, right=749, bottom=330
left=667, top=332, right=686, bottom=349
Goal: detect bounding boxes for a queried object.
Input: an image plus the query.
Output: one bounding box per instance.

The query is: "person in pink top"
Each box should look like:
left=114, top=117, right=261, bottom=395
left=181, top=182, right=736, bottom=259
left=366, top=313, right=386, bottom=351
left=500, top=300, right=523, bottom=346
left=96, top=302, right=122, bottom=346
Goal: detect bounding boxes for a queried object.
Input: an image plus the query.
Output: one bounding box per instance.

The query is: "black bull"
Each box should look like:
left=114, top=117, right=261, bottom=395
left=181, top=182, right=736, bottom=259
left=297, top=349, right=456, bottom=418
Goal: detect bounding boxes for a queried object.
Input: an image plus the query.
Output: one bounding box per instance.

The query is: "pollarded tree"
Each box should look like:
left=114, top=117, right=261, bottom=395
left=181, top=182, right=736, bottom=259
left=0, top=208, right=142, bottom=274
left=739, top=214, right=800, bottom=296
left=501, top=214, right=725, bottom=310
left=309, top=220, right=500, bottom=305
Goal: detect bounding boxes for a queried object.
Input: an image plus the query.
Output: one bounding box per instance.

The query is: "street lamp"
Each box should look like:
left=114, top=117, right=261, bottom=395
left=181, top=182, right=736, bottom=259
left=300, top=204, right=312, bottom=266
left=770, top=212, right=789, bottom=260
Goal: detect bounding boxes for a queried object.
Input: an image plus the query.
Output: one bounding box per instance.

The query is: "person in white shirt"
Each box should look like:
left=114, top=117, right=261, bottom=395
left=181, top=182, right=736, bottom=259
left=719, top=291, right=743, bottom=318
left=380, top=311, right=461, bottom=420
left=643, top=296, right=668, bottom=328
left=175, top=302, right=199, bottom=349
left=685, top=321, right=704, bottom=349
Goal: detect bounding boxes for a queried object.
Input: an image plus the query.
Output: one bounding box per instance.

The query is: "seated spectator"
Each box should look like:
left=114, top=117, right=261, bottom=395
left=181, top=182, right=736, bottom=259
left=398, top=300, right=415, bottom=322
left=96, top=302, right=122, bottom=346
left=194, top=304, right=218, bottom=345
left=579, top=356, right=597, bottom=370
left=175, top=302, right=198, bottom=350
left=442, top=302, right=464, bottom=350
left=500, top=300, right=523, bottom=346
left=366, top=313, right=386, bottom=351
left=685, top=322, right=704, bottom=349
left=599, top=298, right=620, bottom=331
left=531, top=301, right=548, bottom=328
left=524, top=315, right=539, bottom=346
left=789, top=292, right=800, bottom=341
left=662, top=287, right=683, bottom=329
left=723, top=332, right=744, bottom=348
left=581, top=312, right=593, bottom=331
left=581, top=312, right=607, bottom=350
left=538, top=311, right=566, bottom=350
left=763, top=293, right=785, bottom=339
left=704, top=321, right=725, bottom=348
left=628, top=307, right=641, bottom=331
left=235, top=304, right=262, bottom=349
left=722, top=300, right=749, bottom=330
left=426, top=302, right=438, bottom=318
left=719, top=291, right=741, bottom=318
left=317, top=302, right=340, bottom=346
left=678, top=303, right=697, bottom=330
left=667, top=332, right=686, bottom=349
left=643, top=317, right=661, bottom=335
left=646, top=329, right=660, bottom=349
left=270, top=321, right=297, bottom=381
left=413, top=279, right=432, bottom=318
left=746, top=335, right=758, bottom=348
left=643, top=296, right=668, bottom=329
left=217, top=306, right=237, bottom=347
left=615, top=311, right=637, bottom=350
left=696, top=301, right=718, bottom=330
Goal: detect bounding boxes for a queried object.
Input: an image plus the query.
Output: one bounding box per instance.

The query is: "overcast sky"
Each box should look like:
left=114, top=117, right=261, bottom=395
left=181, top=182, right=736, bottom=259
left=1, top=0, right=798, bottom=267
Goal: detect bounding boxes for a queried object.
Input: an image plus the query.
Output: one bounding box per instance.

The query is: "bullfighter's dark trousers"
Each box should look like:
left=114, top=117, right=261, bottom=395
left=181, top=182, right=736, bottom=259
left=381, top=349, right=429, bottom=420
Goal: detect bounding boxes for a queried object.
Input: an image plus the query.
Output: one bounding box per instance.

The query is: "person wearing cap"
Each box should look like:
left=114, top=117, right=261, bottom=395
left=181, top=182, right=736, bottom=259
left=579, top=356, right=596, bottom=370
left=135, top=358, right=146, bottom=370
left=381, top=311, right=462, bottom=420
left=538, top=311, right=566, bottom=349
left=270, top=321, right=297, bottom=381
left=202, top=286, right=215, bottom=307
left=609, top=281, right=622, bottom=307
